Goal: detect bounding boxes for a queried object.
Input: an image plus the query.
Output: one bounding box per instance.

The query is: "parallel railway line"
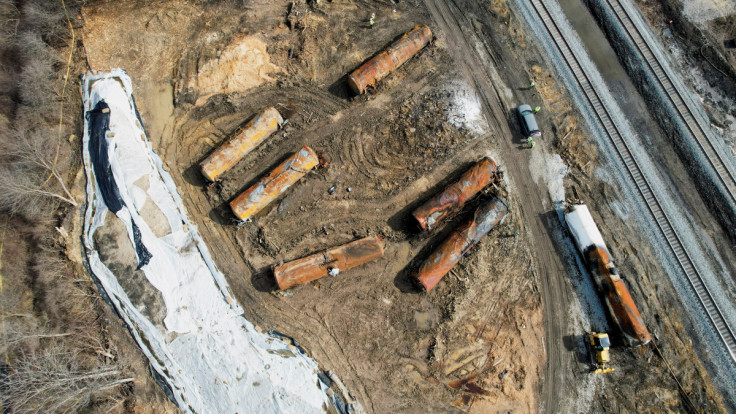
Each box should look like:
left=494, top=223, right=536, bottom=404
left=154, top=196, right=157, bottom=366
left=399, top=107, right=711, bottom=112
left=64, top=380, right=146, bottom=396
left=527, top=0, right=736, bottom=363
left=604, top=0, right=736, bottom=206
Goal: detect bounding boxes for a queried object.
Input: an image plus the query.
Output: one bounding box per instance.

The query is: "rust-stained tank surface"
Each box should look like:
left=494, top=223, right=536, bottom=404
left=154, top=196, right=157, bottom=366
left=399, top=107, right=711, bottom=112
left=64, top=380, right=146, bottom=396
left=274, top=237, right=385, bottom=290
left=229, top=145, right=318, bottom=221
left=412, top=157, right=499, bottom=231
left=415, top=197, right=508, bottom=292
left=347, top=23, right=432, bottom=94
left=565, top=204, right=651, bottom=347
left=200, top=106, right=283, bottom=182
left=586, top=247, right=652, bottom=347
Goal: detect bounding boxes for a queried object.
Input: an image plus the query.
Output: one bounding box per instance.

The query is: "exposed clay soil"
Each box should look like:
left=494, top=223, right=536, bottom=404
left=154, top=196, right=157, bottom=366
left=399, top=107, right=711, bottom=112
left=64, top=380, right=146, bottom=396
left=81, top=1, right=543, bottom=411
left=76, top=0, right=731, bottom=412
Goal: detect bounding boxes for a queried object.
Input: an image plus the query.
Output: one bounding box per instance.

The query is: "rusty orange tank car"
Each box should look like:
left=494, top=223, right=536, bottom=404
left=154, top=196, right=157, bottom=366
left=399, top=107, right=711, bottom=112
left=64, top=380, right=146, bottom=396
left=230, top=146, right=318, bottom=221
left=412, top=157, right=499, bottom=231
left=415, top=197, right=508, bottom=292
left=200, top=106, right=283, bottom=182
left=274, top=237, right=385, bottom=290
left=348, top=23, right=432, bottom=94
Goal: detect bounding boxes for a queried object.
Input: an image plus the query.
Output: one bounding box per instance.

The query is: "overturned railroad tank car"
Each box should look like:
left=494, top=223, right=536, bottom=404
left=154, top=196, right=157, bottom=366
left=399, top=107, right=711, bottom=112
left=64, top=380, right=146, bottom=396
left=230, top=146, right=318, bottom=221
left=274, top=237, right=385, bottom=290
left=348, top=23, right=432, bottom=94
left=415, top=197, right=508, bottom=292
left=200, top=106, right=283, bottom=182
left=412, top=157, right=500, bottom=231
left=565, top=204, right=652, bottom=347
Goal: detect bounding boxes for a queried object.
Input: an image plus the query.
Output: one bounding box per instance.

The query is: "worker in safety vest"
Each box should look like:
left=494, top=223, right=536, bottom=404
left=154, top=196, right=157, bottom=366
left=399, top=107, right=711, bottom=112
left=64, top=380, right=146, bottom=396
left=526, top=136, right=536, bottom=148
left=369, top=13, right=375, bottom=27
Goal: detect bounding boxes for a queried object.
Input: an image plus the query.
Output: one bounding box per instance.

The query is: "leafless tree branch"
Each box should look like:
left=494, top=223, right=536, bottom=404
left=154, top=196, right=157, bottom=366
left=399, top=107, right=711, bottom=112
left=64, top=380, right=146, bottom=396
left=0, top=345, right=132, bottom=414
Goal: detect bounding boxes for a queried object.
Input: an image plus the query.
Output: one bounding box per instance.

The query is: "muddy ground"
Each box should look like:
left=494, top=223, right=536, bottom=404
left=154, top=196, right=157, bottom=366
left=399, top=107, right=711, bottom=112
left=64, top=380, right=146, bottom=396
left=76, top=0, right=731, bottom=412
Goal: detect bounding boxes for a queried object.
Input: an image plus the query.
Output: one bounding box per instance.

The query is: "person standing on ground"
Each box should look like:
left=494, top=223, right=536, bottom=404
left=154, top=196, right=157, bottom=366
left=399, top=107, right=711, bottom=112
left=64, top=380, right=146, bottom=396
left=369, top=13, right=375, bottom=27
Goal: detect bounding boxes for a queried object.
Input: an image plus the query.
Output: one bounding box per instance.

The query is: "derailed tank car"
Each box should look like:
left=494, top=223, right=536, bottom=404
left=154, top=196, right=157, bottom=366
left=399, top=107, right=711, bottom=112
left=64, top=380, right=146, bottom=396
left=565, top=204, right=652, bottom=347
left=230, top=146, right=319, bottom=221
left=412, top=157, right=500, bottom=232
left=274, top=237, right=385, bottom=290
left=415, top=197, right=508, bottom=292
left=348, top=23, right=432, bottom=94
left=200, top=106, right=283, bottom=182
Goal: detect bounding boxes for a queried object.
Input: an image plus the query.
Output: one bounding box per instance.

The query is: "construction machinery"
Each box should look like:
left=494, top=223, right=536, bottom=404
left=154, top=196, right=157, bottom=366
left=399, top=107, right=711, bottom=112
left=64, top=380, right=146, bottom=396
left=587, top=332, right=615, bottom=374
left=565, top=204, right=652, bottom=347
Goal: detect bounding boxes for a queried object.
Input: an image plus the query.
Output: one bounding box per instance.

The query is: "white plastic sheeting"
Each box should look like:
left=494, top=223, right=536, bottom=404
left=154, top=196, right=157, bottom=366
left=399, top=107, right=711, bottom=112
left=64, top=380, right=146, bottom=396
left=81, top=69, right=342, bottom=413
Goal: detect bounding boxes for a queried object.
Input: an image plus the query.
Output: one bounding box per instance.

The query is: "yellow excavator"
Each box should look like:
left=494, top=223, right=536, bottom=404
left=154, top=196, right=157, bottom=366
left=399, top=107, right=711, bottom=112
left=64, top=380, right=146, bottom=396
left=588, top=332, right=615, bottom=374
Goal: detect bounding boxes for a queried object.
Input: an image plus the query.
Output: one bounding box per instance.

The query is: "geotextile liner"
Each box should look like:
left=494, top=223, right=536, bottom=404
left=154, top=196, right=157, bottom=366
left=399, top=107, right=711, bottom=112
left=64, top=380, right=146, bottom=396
left=81, top=69, right=357, bottom=414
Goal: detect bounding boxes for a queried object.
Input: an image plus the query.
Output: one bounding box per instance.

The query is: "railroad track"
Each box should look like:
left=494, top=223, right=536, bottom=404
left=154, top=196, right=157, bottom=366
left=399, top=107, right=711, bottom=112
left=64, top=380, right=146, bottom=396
left=604, top=0, right=736, bottom=207
left=527, top=0, right=736, bottom=363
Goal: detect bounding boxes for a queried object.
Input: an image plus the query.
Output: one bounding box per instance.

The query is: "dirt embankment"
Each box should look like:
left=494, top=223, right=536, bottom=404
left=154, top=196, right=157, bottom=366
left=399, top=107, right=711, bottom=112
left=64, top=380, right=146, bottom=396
left=80, top=0, right=544, bottom=412
left=642, top=0, right=736, bottom=93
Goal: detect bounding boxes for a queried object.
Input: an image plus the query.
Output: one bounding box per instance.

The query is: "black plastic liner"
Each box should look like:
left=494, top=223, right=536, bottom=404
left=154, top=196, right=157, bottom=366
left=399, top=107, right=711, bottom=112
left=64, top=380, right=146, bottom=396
left=87, top=100, right=124, bottom=213
left=131, top=220, right=152, bottom=269
left=87, top=100, right=152, bottom=268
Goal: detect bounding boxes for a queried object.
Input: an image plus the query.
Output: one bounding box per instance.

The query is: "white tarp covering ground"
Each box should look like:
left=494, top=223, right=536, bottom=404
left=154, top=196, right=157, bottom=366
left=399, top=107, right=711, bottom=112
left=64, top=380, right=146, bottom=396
left=81, top=69, right=352, bottom=413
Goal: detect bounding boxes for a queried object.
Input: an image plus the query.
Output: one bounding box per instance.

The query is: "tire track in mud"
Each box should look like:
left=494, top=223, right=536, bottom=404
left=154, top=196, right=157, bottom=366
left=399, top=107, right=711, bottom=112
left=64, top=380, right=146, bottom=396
left=421, top=0, right=573, bottom=412
left=177, top=74, right=452, bottom=246
left=273, top=136, right=490, bottom=250
left=162, top=72, right=467, bottom=411
left=162, top=9, right=567, bottom=409
left=174, top=86, right=350, bottom=175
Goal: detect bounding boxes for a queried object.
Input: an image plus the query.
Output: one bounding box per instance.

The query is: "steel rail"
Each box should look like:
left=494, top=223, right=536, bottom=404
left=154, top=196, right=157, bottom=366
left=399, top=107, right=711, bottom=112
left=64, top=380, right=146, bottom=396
left=527, top=0, right=736, bottom=362
left=605, top=0, right=736, bottom=206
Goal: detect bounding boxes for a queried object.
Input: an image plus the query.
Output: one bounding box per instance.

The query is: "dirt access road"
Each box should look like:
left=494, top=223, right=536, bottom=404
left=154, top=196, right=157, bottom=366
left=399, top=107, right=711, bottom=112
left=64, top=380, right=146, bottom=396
left=78, top=0, right=729, bottom=412
left=421, top=0, right=573, bottom=412
left=423, top=0, right=732, bottom=412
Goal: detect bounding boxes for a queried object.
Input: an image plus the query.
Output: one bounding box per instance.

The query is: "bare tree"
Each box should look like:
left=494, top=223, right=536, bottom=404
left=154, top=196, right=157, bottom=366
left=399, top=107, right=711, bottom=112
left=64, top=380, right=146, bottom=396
left=0, top=2, right=137, bottom=412
left=0, top=123, right=77, bottom=216
left=0, top=0, right=77, bottom=219
left=20, top=1, right=67, bottom=43
left=0, top=325, right=71, bottom=357
left=0, top=345, right=133, bottom=414
left=0, top=0, right=20, bottom=42
left=17, top=33, right=63, bottom=117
